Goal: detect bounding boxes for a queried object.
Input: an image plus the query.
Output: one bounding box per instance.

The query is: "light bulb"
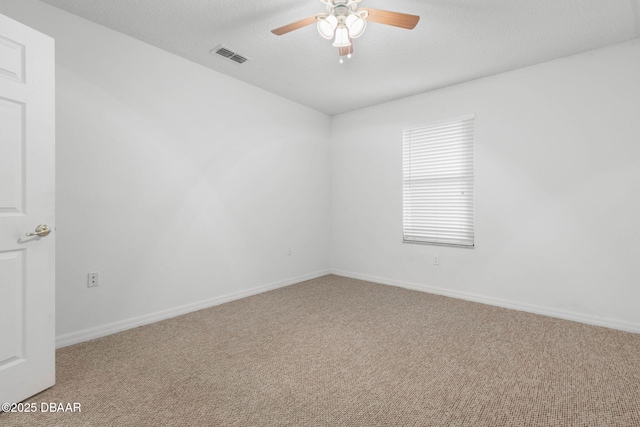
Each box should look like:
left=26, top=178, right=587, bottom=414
left=317, top=15, right=338, bottom=39
left=332, top=25, right=351, bottom=47
left=345, top=14, right=366, bottom=38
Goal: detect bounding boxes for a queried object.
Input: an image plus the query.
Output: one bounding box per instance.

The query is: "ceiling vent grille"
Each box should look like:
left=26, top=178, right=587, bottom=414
left=211, top=45, right=250, bottom=65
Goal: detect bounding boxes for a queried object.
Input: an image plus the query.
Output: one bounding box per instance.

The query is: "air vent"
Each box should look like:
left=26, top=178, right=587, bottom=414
left=229, top=54, right=248, bottom=64
left=211, top=45, right=251, bottom=65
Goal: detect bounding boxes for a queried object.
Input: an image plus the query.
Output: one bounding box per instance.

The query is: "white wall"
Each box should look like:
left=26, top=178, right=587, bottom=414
left=2, top=1, right=638, bottom=343
left=0, top=1, right=331, bottom=345
left=330, top=39, right=640, bottom=332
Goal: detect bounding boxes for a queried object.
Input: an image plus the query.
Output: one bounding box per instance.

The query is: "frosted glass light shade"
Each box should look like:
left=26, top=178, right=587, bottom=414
left=317, top=15, right=338, bottom=39
left=345, top=14, right=366, bottom=38
left=332, top=25, right=351, bottom=47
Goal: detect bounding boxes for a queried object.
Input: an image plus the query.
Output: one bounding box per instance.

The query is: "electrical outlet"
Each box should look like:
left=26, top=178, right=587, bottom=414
left=287, top=247, right=292, bottom=256
left=87, top=272, right=99, bottom=288
left=433, top=256, right=439, bottom=265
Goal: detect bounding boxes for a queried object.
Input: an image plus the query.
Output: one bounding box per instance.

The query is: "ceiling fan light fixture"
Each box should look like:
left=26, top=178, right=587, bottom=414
left=317, top=15, right=338, bottom=39
left=345, top=14, right=366, bottom=38
left=332, top=25, right=351, bottom=47
left=271, top=2, right=420, bottom=62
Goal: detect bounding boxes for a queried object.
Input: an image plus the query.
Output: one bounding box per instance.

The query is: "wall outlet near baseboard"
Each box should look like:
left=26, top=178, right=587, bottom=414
left=87, top=272, right=99, bottom=287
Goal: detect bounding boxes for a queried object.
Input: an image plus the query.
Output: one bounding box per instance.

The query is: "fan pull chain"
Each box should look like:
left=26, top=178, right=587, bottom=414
left=338, top=53, right=352, bottom=64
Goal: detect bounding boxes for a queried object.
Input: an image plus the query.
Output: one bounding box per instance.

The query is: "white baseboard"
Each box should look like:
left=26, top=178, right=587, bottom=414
left=330, top=269, right=640, bottom=334
left=56, top=270, right=330, bottom=348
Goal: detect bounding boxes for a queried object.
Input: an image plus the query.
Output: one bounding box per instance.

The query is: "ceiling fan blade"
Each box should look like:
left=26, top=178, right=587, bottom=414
left=362, top=8, right=420, bottom=29
left=338, top=44, right=353, bottom=56
left=271, top=14, right=323, bottom=35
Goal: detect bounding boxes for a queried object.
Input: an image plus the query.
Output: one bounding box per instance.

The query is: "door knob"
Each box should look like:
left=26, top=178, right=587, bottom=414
left=26, top=224, right=52, bottom=237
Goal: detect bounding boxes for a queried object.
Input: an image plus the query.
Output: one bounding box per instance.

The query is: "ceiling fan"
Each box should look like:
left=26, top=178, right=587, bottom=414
left=271, top=0, right=420, bottom=63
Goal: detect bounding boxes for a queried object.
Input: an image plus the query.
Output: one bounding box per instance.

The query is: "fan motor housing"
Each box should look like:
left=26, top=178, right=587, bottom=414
left=333, top=4, right=350, bottom=16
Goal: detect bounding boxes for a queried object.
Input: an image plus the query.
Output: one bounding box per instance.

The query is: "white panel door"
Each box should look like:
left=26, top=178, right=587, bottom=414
left=0, top=13, right=55, bottom=405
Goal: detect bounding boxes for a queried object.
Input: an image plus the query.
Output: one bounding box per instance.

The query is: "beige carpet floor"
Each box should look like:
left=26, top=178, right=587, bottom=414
left=2, top=275, right=640, bottom=426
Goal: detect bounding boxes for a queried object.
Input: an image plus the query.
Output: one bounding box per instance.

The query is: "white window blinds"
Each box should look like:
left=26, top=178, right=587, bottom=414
left=403, top=115, right=475, bottom=247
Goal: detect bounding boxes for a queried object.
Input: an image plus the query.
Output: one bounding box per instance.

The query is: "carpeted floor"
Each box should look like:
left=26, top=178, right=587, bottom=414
left=2, top=275, right=640, bottom=426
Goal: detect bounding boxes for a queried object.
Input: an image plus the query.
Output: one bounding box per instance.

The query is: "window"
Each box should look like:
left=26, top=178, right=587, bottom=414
left=402, top=115, right=475, bottom=247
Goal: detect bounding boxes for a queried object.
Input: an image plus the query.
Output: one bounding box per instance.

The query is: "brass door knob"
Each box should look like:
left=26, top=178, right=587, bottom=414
left=26, top=224, right=52, bottom=237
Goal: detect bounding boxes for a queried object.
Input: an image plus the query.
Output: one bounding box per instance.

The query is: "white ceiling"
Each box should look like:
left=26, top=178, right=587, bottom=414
left=39, top=0, right=640, bottom=115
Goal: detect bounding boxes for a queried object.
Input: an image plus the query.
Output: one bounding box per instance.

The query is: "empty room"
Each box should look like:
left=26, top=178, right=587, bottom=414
left=1, top=0, right=639, bottom=425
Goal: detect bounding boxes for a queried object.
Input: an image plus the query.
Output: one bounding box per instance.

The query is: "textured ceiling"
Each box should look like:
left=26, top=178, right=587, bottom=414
left=39, top=0, right=640, bottom=115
